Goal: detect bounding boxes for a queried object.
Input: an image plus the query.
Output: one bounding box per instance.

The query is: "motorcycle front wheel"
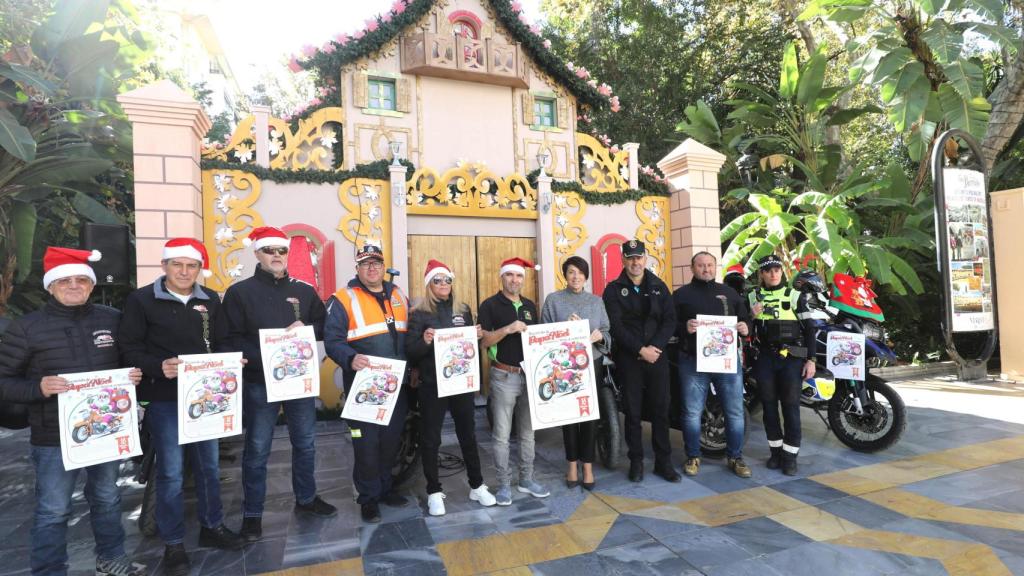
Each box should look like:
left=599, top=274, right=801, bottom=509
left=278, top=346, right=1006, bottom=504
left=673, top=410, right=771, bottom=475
left=391, top=403, right=422, bottom=489
left=595, top=385, right=622, bottom=470
left=827, top=375, right=906, bottom=452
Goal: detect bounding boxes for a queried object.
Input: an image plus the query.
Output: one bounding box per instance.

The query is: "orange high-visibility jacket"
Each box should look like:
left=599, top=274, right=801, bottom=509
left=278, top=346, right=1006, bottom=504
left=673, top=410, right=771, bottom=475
left=331, top=285, right=408, bottom=342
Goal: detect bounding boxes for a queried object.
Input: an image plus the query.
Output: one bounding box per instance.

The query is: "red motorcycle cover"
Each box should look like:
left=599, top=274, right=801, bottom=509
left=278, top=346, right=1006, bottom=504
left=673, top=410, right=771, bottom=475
left=287, top=235, right=318, bottom=292
left=830, top=273, right=885, bottom=322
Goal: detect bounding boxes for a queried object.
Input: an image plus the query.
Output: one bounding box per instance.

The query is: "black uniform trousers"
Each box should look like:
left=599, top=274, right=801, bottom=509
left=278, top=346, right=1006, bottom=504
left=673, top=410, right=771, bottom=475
left=616, top=353, right=672, bottom=465
left=418, top=384, right=484, bottom=494
left=561, top=361, right=603, bottom=463
left=753, top=348, right=804, bottom=450
left=346, top=386, right=409, bottom=505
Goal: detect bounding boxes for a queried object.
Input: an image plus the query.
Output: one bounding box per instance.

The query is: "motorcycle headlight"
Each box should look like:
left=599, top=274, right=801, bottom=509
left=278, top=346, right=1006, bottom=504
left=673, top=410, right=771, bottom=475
left=861, top=322, right=884, bottom=342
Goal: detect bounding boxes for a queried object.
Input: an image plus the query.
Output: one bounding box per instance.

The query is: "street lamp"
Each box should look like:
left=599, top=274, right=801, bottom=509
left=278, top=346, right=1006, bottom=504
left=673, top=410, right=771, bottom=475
left=537, top=150, right=553, bottom=213
left=389, top=140, right=402, bottom=166
left=735, top=149, right=759, bottom=189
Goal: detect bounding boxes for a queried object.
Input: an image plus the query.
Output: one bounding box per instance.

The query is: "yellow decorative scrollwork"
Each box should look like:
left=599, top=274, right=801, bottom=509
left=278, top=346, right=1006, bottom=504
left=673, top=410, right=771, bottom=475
left=203, top=116, right=257, bottom=163
left=553, top=191, right=588, bottom=289
left=635, top=196, right=671, bottom=285
left=577, top=132, right=630, bottom=192
left=201, top=108, right=346, bottom=171
left=337, top=178, right=392, bottom=265
left=201, top=170, right=264, bottom=292
left=406, top=163, right=537, bottom=219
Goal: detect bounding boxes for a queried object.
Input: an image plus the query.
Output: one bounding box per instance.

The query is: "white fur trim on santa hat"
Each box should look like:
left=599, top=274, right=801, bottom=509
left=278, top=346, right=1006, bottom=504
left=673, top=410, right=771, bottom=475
left=250, top=236, right=290, bottom=251
left=43, top=263, right=96, bottom=289
left=499, top=262, right=541, bottom=276
left=163, top=245, right=204, bottom=263
left=424, top=265, right=454, bottom=284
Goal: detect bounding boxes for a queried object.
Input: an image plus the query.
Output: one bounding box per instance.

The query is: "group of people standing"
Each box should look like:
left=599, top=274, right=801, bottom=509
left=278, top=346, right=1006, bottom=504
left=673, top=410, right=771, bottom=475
left=0, top=226, right=817, bottom=576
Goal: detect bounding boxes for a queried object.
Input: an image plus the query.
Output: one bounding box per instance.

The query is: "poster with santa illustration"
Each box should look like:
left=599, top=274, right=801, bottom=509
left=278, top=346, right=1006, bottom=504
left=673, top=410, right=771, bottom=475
left=258, top=325, right=320, bottom=401
left=340, top=356, right=407, bottom=426
left=826, top=332, right=866, bottom=381
left=57, top=368, right=142, bottom=471
left=433, top=326, right=480, bottom=397
left=177, top=352, right=244, bottom=444
left=521, top=320, right=599, bottom=431
left=695, top=315, right=738, bottom=373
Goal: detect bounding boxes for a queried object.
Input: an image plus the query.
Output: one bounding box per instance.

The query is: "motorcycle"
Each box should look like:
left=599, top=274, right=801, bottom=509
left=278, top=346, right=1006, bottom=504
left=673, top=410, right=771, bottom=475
left=538, top=368, right=584, bottom=401
left=71, top=409, right=124, bottom=443
left=354, top=373, right=398, bottom=405
left=188, top=390, right=231, bottom=419
left=271, top=354, right=309, bottom=381
left=442, top=356, right=473, bottom=379
left=831, top=341, right=863, bottom=366
left=701, top=326, right=735, bottom=357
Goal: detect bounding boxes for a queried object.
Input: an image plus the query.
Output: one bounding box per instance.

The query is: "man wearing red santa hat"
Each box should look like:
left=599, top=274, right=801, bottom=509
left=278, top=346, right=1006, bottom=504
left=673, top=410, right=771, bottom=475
left=222, top=226, right=334, bottom=543
left=0, top=247, right=146, bottom=576
left=119, top=238, right=245, bottom=574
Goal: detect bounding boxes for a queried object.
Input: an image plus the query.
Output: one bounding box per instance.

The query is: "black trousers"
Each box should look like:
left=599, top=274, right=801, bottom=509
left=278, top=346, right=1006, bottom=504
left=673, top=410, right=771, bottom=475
left=615, top=353, right=672, bottom=465
left=418, top=383, right=484, bottom=494
left=346, top=387, right=409, bottom=505
left=753, top=349, right=804, bottom=450
left=562, top=361, right=602, bottom=463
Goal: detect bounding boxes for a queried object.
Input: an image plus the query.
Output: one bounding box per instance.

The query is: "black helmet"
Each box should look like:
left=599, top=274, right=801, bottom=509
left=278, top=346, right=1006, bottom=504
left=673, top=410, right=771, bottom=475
left=793, top=269, right=827, bottom=294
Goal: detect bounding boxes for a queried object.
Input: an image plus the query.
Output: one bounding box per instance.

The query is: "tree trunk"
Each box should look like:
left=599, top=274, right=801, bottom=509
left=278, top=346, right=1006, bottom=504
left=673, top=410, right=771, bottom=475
left=982, top=49, right=1024, bottom=173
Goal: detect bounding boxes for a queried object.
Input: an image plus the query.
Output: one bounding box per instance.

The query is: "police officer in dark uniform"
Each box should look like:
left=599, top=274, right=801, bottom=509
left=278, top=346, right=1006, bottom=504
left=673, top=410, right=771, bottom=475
left=602, top=240, right=679, bottom=483
left=749, top=254, right=817, bottom=475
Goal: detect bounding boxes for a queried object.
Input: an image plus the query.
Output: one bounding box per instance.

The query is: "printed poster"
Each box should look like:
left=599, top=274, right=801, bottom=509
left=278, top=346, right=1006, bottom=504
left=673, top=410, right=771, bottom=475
left=943, top=168, right=994, bottom=332
left=177, top=353, right=243, bottom=444
left=521, top=320, right=599, bottom=431
left=259, top=325, right=320, bottom=401
left=695, top=315, right=738, bottom=374
left=827, top=332, right=866, bottom=381
left=433, top=326, right=480, bottom=397
left=57, top=368, right=142, bottom=471
left=341, top=356, right=406, bottom=426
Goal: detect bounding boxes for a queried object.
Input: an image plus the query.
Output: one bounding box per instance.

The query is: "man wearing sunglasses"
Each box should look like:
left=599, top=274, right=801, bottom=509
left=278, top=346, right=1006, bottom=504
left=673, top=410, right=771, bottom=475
left=324, top=243, right=410, bottom=523
left=222, top=226, right=335, bottom=543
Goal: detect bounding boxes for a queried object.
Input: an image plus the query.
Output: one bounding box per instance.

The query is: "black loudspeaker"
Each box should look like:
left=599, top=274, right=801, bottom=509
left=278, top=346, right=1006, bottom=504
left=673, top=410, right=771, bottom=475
left=80, top=223, right=130, bottom=286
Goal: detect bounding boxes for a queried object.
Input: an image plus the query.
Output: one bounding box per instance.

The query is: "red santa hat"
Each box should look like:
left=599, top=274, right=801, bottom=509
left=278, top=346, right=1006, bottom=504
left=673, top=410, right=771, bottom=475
left=424, top=259, right=454, bottom=284
left=163, top=238, right=212, bottom=277
left=43, top=247, right=101, bottom=288
left=724, top=264, right=745, bottom=278
left=499, top=257, right=540, bottom=276
left=243, top=226, right=290, bottom=250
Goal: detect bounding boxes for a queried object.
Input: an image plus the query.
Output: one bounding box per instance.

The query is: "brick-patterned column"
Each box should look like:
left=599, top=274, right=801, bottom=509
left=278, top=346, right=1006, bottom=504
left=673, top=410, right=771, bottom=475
left=535, top=172, right=557, bottom=300
left=992, top=187, right=1023, bottom=379
left=117, top=80, right=211, bottom=287
left=389, top=163, right=410, bottom=295
left=657, top=139, right=727, bottom=289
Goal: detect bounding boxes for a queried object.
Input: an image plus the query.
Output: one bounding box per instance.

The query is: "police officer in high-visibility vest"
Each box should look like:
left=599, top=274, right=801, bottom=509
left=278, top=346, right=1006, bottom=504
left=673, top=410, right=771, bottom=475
left=749, top=254, right=817, bottom=475
left=324, top=243, right=410, bottom=523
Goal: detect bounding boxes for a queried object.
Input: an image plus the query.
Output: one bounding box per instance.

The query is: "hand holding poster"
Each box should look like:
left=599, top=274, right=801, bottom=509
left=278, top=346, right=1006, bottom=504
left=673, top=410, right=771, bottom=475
left=695, top=315, right=738, bottom=374
left=521, top=320, right=599, bottom=431
left=177, top=352, right=244, bottom=444
left=259, top=325, right=319, bottom=401
left=827, top=332, right=866, bottom=380
left=340, top=356, right=406, bottom=426
left=433, top=326, right=480, bottom=397
left=58, top=368, right=142, bottom=471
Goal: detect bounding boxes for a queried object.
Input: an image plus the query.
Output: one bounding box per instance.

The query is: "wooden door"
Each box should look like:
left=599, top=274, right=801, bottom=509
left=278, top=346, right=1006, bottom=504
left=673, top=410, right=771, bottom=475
left=475, top=236, right=538, bottom=306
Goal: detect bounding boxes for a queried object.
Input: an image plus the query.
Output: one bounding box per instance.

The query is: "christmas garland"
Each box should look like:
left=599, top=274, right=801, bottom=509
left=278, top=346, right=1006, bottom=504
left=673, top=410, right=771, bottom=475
left=199, top=159, right=416, bottom=185
left=526, top=169, right=672, bottom=206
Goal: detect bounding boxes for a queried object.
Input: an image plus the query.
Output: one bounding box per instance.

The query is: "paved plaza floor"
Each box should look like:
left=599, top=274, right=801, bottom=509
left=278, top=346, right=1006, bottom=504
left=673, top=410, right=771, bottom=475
left=1, top=372, right=1023, bottom=575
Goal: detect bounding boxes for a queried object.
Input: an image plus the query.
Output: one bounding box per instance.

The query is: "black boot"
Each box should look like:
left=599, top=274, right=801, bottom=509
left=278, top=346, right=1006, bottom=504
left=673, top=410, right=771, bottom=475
left=239, top=517, right=262, bottom=543
left=628, top=460, right=644, bottom=482
left=766, top=447, right=783, bottom=470
left=163, top=544, right=190, bottom=576
left=782, top=451, right=798, bottom=476
left=199, top=524, right=246, bottom=550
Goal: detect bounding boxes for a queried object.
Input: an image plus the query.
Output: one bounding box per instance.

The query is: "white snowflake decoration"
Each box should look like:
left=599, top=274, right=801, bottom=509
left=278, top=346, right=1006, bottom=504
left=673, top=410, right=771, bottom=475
left=215, top=194, right=235, bottom=213
left=214, top=227, right=234, bottom=242
left=582, top=154, right=596, bottom=169
left=234, top=147, right=252, bottom=163
left=213, top=174, right=232, bottom=193
left=320, top=127, right=337, bottom=148
left=227, top=264, right=244, bottom=278
left=269, top=130, right=283, bottom=156
left=362, top=185, right=379, bottom=201
left=620, top=166, right=629, bottom=180
left=556, top=214, right=569, bottom=227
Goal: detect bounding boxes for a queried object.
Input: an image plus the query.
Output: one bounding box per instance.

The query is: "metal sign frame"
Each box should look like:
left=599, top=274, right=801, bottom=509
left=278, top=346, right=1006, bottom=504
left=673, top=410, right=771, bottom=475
left=929, top=129, right=999, bottom=377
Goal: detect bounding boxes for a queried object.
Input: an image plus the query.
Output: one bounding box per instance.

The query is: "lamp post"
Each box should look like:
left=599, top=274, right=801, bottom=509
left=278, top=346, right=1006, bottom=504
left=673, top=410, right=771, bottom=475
left=735, top=149, right=759, bottom=190
left=537, top=149, right=553, bottom=214
left=389, top=140, right=402, bottom=166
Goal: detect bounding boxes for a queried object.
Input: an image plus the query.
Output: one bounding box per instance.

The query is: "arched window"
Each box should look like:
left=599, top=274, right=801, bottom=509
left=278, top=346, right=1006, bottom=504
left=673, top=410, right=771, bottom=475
left=452, top=19, right=478, bottom=39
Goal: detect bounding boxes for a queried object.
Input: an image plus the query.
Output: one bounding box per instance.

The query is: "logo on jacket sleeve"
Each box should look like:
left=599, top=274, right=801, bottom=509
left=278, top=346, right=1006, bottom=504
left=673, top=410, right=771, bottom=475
left=621, top=288, right=629, bottom=297
left=452, top=314, right=466, bottom=326
left=92, top=330, right=115, bottom=348
left=523, top=311, right=533, bottom=321
left=391, top=295, right=404, bottom=307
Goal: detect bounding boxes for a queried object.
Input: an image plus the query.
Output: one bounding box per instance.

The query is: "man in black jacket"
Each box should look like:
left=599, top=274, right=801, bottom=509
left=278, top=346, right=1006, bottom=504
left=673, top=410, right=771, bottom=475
left=602, top=240, right=680, bottom=483
left=119, top=238, right=244, bottom=575
left=0, top=247, right=145, bottom=576
left=222, top=226, right=334, bottom=543
left=673, top=252, right=752, bottom=479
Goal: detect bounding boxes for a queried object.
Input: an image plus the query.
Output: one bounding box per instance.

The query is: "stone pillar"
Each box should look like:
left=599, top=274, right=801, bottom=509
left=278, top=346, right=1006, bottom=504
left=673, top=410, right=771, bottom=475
left=535, top=172, right=557, bottom=300
left=992, top=187, right=1024, bottom=379
left=389, top=163, right=410, bottom=295
left=251, top=104, right=271, bottom=168
left=624, top=142, right=640, bottom=189
left=117, top=80, right=211, bottom=287
left=656, top=138, right=727, bottom=289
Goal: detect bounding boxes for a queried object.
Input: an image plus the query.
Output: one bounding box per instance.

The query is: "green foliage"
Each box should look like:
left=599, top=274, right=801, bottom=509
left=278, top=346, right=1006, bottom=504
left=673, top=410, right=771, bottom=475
left=525, top=169, right=671, bottom=205
left=199, top=158, right=416, bottom=185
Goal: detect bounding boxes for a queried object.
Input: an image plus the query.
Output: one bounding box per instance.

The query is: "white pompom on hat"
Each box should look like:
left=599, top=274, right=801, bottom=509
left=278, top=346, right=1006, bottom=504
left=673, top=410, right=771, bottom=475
left=42, top=247, right=101, bottom=288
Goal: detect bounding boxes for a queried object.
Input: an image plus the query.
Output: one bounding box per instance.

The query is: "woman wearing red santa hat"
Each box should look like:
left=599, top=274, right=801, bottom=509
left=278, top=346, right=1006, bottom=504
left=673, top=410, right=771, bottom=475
left=406, top=259, right=496, bottom=516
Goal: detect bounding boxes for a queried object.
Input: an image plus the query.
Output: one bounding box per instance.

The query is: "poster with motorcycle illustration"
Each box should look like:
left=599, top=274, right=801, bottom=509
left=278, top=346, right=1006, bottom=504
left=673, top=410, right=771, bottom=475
left=258, top=326, right=320, bottom=401
left=340, top=356, right=406, bottom=426
left=177, top=353, right=243, bottom=444
left=827, top=332, right=866, bottom=380
left=433, top=326, right=480, bottom=398
left=521, top=320, right=599, bottom=431
left=57, top=368, right=142, bottom=471
left=695, top=315, right=739, bottom=373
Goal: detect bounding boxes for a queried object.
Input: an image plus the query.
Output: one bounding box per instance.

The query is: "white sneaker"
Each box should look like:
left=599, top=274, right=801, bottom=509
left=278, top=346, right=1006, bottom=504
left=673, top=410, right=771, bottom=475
left=427, top=492, right=446, bottom=516
left=468, top=484, right=497, bottom=507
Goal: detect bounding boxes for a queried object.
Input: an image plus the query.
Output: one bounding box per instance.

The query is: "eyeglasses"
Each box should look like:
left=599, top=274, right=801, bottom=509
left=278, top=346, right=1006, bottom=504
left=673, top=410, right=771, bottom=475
left=52, top=276, right=93, bottom=288
left=431, top=277, right=453, bottom=285
left=260, top=247, right=288, bottom=256
left=358, top=260, right=384, bottom=270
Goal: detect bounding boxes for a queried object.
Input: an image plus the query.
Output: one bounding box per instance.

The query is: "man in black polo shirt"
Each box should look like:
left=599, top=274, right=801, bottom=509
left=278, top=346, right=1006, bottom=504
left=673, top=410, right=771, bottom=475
left=478, top=257, right=550, bottom=506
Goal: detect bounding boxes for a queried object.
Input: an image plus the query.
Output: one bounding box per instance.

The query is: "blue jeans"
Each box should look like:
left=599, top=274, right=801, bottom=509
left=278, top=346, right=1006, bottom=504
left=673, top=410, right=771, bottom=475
left=30, top=446, right=125, bottom=576
left=147, top=401, right=224, bottom=544
left=679, top=352, right=745, bottom=459
left=242, top=382, right=317, bottom=517
left=489, top=367, right=535, bottom=486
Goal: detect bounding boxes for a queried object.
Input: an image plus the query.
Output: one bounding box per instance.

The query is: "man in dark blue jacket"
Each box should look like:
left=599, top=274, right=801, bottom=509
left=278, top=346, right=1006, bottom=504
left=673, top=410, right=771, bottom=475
left=119, top=238, right=244, bottom=574
left=324, top=243, right=409, bottom=523
left=0, top=247, right=145, bottom=576
left=222, top=227, right=333, bottom=543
